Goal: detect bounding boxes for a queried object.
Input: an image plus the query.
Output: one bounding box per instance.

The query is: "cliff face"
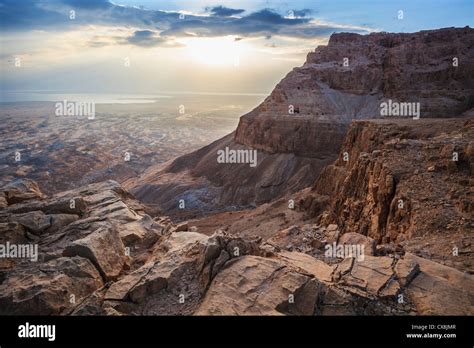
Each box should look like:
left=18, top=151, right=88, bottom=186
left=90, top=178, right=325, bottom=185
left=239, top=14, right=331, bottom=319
left=235, top=27, right=474, bottom=154
left=303, top=118, right=473, bottom=271
left=126, top=27, right=474, bottom=216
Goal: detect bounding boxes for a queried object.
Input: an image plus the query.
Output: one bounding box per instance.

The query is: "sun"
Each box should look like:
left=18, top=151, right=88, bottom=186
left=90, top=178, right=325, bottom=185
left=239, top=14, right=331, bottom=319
left=180, top=36, right=249, bottom=67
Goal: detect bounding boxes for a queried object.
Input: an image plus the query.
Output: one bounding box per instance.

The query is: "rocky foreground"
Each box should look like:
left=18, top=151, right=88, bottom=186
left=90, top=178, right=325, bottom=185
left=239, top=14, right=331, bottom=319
left=0, top=118, right=472, bottom=316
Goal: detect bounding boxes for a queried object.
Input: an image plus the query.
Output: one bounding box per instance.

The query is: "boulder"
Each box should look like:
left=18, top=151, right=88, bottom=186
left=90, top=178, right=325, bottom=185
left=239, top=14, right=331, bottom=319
left=0, top=256, right=103, bottom=315
left=45, top=214, right=78, bottom=233
left=105, top=231, right=213, bottom=315
left=278, top=251, right=334, bottom=282
left=395, top=256, right=420, bottom=287
left=341, top=255, right=394, bottom=296
left=118, top=214, right=166, bottom=248
left=104, top=231, right=264, bottom=315
left=1, top=179, right=44, bottom=204
left=196, top=255, right=319, bottom=315
left=339, top=232, right=376, bottom=256
left=10, top=210, right=51, bottom=235
left=63, top=226, right=126, bottom=281
left=404, top=253, right=474, bottom=315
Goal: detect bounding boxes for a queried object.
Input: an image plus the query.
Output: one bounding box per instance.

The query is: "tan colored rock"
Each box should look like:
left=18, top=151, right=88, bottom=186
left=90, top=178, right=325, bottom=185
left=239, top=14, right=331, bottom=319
left=278, top=251, right=334, bottom=282
left=105, top=263, right=153, bottom=301
left=89, top=200, right=139, bottom=222
left=1, top=179, right=44, bottom=204
left=196, top=256, right=317, bottom=315
left=0, top=257, right=102, bottom=315
left=105, top=231, right=262, bottom=315
left=5, top=196, right=87, bottom=216
left=404, top=253, right=474, bottom=315
left=395, top=256, right=420, bottom=287
left=339, top=232, right=375, bottom=256
left=325, top=224, right=339, bottom=243
left=379, top=279, right=400, bottom=298
left=1, top=175, right=472, bottom=317
left=309, top=118, right=474, bottom=272
left=332, top=257, right=354, bottom=281
left=63, top=226, right=126, bottom=281
left=118, top=215, right=165, bottom=248
left=343, top=255, right=394, bottom=296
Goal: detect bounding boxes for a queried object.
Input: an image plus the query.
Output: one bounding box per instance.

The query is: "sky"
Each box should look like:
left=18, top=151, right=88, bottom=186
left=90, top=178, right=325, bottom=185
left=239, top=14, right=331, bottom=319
left=0, top=0, right=473, bottom=95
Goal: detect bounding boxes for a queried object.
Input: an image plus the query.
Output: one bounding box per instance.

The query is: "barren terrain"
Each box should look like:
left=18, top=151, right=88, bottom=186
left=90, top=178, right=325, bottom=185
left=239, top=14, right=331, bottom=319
left=0, top=95, right=263, bottom=194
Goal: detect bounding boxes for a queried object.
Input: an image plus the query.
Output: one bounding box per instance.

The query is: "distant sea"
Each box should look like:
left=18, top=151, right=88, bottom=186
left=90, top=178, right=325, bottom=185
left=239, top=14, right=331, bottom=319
left=0, top=91, right=267, bottom=104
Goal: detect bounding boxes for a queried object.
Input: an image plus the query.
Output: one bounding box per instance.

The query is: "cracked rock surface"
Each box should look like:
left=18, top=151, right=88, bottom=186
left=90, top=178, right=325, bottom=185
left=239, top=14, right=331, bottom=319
left=0, top=177, right=472, bottom=315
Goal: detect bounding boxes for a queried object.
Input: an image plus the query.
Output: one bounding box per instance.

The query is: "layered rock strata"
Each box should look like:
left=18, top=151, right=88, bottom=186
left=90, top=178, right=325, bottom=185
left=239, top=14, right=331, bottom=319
left=303, top=118, right=473, bottom=272
left=126, top=27, right=474, bottom=216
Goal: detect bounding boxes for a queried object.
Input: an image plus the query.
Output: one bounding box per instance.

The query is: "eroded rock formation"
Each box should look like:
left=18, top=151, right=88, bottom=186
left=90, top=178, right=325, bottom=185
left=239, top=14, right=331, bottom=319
left=126, top=27, right=474, bottom=217
left=303, top=118, right=473, bottom=272
left=0, top=178, right=472, bottom=315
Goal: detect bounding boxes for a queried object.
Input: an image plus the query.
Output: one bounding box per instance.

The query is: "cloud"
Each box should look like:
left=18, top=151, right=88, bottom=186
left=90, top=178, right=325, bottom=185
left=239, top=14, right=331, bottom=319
left=207, top=6, right=245, bottom=17
left=126, top=29, right=180, bottom=47
left=244, top=9, right=307, bottom=25
left=293, top=9, right=313, bottom=17
left=61, top=0, right=112, bottom=9
left=0, top=0, right=68, bottom=30
left=158, top=8, right=366, bottom=40
left=0, top=0, right=372, bottom=45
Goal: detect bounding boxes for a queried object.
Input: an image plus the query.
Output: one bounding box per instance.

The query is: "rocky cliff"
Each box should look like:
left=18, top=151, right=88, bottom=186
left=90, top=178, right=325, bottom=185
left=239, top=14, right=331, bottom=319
left=126, top=27, right=474, bottom=216
left=236, top=27, right=474, bottom=152
left=302, top=118, right=473, bottom=272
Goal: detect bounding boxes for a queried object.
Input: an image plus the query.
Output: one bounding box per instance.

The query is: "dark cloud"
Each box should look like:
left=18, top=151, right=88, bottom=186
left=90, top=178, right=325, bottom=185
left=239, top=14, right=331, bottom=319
left=125, top=30, right=182, bottom=48
left=244, top=9, right=307, bottom=25
left=206, top=6, right=245, bottom=17
left=293, top=9, right=313, bottom=17
left=158, top=9, right=333, bottom=39
left=0, top=0, right=370, bottom=44
left=61, top=0, right=112, bottom=9
left=126, top=29, right=165, bottom=47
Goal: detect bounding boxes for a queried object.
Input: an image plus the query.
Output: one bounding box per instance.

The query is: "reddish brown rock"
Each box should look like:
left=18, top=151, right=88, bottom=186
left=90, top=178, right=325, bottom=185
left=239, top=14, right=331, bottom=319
left=305, top=118, right=473, bottom=272
left=126, top=28, right=474, bottom=217
left=0, top=256, right=103, bottom=315
left=1, top=179, right=44, bottom=205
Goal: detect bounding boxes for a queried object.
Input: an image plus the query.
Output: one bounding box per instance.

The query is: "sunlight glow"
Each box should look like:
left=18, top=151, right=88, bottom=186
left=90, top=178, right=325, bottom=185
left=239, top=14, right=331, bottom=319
left=180, top=36, right=250, bottom=67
